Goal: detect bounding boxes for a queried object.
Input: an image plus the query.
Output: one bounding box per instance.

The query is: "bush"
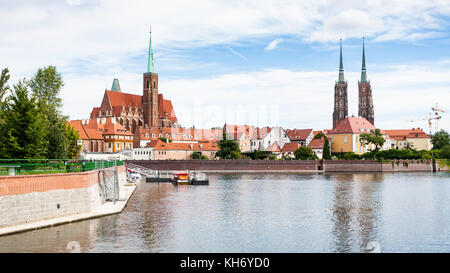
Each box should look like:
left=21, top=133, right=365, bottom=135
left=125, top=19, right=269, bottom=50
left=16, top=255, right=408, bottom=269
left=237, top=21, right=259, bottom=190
left=294, top=146, right=316, bottom=160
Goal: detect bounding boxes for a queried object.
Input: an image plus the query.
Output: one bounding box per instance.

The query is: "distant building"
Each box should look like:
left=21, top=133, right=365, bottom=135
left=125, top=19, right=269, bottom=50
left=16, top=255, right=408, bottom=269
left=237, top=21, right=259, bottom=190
left=134, top=127, right=223, bottom=148
left=333, top=40, right=348, bottom=129
left=308, top=138, right=325, bottom=159
left=281, top=143, right=301, bottom=159
left=285, top=128, right=314, bottom=146
left=146, top=139, right=219, bottom=160
left=385, top=128, right=432, bottom=150
left=358, top=38, right=375, bottom=125
left=266, top=141, right=282, bottom=159
left=90, top=31, right=178, bottom=134
left=70, top=117, right=134, bottom=154
left=327, top=116, right=388, bottom=154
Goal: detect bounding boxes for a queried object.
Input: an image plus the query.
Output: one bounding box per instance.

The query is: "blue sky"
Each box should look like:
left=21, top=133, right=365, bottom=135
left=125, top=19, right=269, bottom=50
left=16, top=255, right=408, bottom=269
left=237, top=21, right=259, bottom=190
left=1, top=0, right=450, bottom=132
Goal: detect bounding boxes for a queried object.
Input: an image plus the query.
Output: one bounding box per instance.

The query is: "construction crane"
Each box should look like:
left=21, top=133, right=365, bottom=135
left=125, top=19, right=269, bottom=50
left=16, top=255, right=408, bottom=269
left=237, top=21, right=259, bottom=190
left=431, top=102, right=446, bottom=133
left=409, top=111, right=442, bottom=136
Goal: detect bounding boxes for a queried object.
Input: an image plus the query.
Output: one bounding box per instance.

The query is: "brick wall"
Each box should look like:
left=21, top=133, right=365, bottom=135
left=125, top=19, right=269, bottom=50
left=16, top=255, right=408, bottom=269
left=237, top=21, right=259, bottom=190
left=324, top=160, right=432, bottom=172
left=127, top=160, right=319, bottom=171
left=0, top=166, right=125, bottom=228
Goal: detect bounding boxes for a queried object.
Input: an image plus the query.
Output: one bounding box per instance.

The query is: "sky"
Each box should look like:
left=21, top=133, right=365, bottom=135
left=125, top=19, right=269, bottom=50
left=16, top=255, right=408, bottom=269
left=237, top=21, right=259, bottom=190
left=1, top=0, right=450, bottom=133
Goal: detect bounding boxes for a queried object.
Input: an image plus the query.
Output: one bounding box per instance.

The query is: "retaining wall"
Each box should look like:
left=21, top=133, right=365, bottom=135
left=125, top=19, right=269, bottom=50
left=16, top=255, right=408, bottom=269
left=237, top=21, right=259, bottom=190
left=128, top=160, right=434, bottom=173
left=324, top=160, right=432, bottom=172
left=127, top=160, right=320, bottom=172
left=0, top=166, right=125, bottom=228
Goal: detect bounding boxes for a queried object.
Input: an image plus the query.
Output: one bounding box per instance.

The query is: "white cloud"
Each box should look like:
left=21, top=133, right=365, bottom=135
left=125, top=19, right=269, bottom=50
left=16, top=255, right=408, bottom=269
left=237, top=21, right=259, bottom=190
left=2, top=0, right=450, bottom=77
left=265, top=38, right=283, bottom=51
left=61, top=62, right=450, bottom=133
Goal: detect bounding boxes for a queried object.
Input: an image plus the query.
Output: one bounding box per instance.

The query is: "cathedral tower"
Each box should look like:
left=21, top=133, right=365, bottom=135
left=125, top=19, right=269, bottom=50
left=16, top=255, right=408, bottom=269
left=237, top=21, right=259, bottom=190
left=333, top=39, right=348, bottom=128
left=358, top=38, right=374, bottom=125
left=143, top=29, right=159, bottom=128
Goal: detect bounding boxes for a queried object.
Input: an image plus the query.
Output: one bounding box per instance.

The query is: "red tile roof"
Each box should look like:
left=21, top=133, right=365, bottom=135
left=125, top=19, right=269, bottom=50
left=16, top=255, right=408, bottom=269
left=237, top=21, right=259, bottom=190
left=281, top=142, right=301, bottom=152
left=146, top=139, right=219, bottom=151
left=106, top=90, right=142, bottom=108
left=385, top=128, right=429, bottom=140
left=285, top=129, right=313, bottom=141
left=329, top=117, right=381, bottom=134
left=266, top=141, right=281, bottom=152
left=308, top=138, right=324, bottom=149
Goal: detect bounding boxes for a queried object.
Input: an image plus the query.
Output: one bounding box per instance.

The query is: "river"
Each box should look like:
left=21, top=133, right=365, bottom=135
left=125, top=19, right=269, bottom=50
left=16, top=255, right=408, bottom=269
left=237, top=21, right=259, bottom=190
left=0, top=172, right=449, bottom=253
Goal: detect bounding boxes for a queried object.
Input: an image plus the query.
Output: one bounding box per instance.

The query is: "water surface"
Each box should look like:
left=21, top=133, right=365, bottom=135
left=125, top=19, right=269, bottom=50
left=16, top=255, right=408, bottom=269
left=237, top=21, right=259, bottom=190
left=0, top=172, right=449, bottom=253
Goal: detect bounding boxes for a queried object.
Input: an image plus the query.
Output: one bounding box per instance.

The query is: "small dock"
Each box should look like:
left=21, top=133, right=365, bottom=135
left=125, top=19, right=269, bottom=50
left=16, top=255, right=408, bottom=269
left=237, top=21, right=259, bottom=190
left=126, top=163, right=209, bottom=185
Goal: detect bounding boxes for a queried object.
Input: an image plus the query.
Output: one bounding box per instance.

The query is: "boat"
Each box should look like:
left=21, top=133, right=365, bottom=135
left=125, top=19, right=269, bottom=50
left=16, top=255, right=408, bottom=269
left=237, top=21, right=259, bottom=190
left=172, top=172, right=190, bottom=184
left=172, top=171, right=209, bottom=185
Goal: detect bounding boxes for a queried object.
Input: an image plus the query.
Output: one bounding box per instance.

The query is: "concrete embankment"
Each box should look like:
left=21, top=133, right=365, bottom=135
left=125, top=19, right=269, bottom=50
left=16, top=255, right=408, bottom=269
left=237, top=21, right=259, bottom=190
left=0, top=165, right=136, bottom=237
left=128, top=159, right=436, bottom=173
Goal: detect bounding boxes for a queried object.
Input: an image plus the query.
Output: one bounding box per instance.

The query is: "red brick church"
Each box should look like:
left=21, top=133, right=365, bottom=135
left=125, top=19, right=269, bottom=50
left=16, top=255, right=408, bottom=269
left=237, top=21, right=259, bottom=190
left=90, top=31, right=178, bottom=134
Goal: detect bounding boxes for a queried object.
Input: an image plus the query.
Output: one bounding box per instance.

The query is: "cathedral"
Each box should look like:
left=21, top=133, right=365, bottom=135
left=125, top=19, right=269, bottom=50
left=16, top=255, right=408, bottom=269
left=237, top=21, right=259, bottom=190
left=90, top=31, right=178, bottom=134
left=333, top=38, right=374, bottom=129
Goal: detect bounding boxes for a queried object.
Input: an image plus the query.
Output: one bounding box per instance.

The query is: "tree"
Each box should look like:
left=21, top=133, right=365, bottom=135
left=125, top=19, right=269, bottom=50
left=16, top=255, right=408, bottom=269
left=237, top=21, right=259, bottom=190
left=216, top=134, right=242, bottom=159
left=294, top=146, right=316, bottom=160
left=0, top=68, right=10, bottom=102
left=29, top=66, right=68, bottom=158
left=432, top=130, right=450, bottom=150
left=323, top=137, right=331, bottom=160
left=441, top=145, right=450, bottom=159
left=0, top=80, right=48, bottom=159
left=66, top=124, right=81, bottom=159
left=191, top=152, right=202, bottom=159
left=359, top=129, right=385, bottom=153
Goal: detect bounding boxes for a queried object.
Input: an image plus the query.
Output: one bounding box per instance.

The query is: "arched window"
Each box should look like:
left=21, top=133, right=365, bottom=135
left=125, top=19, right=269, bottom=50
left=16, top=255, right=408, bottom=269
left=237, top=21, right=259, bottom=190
left=146, top=81, right=149, bottom=89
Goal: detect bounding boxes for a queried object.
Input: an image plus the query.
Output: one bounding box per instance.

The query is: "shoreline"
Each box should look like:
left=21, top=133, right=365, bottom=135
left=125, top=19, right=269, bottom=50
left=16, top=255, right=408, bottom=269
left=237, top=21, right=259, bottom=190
left=0, top=182, right=138, bottom=237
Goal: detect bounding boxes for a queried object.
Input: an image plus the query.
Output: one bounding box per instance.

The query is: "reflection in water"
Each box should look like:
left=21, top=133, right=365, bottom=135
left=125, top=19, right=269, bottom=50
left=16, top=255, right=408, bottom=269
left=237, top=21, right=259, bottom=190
left=0, top=172, right=449, bottom=253
left=330, top=173, right=384, bottom=252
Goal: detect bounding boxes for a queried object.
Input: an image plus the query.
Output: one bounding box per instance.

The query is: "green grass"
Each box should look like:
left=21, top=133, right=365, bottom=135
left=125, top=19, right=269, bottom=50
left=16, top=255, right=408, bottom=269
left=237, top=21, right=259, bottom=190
left=438, top=159, right=450, bottom=168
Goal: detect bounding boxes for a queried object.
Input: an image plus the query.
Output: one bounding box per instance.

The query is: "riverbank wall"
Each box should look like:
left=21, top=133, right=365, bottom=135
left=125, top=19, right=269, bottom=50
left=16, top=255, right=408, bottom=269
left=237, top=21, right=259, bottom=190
left=127, top=160, right=321, bottom=173
left=127, top=159, right=435, bottom=173
left=0, top=165, right=133, bottom=235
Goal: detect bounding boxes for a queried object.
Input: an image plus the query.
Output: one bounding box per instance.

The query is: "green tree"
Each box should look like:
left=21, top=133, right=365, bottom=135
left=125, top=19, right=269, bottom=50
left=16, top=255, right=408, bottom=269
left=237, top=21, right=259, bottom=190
left=0, top=80, right=48, bottom=158
left=441, top=145, right=450, bottom=159
left=159, top=137, right=172, bottom=143
left=323, top=137, right=331, bottom=160
left=216, top=134, right=242, bottom=159
left=29, top=66, right=68, bottom=158
left=432, top=130, right=450, bottom=150
left=66, top=124, right=81, bottom=159
left=359, top=129, right=385, bottom=153
left=191, top=151, right=202, bottom=159
left=294, top=146, right=316, bottom=160
left=0, top=68, right=10, bottom=102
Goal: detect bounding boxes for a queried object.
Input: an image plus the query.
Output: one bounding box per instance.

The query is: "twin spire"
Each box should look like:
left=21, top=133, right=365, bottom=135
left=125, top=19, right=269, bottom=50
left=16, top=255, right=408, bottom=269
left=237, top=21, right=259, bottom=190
left=338, top=38, right=368, bottom=83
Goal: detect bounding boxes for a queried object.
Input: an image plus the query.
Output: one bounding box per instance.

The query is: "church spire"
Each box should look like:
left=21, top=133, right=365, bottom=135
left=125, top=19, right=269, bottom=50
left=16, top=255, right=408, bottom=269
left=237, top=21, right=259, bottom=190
left=147, top=28, right=154, bottom=73
left=338, top=39, right=345, bottom=82
left=361, top=37, right=367, bottom=83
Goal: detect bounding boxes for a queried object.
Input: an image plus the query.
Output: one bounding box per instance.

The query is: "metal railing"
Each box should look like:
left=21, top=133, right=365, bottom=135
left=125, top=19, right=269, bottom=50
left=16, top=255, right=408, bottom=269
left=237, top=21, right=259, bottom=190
left=0, top=159, right=124, bottom=176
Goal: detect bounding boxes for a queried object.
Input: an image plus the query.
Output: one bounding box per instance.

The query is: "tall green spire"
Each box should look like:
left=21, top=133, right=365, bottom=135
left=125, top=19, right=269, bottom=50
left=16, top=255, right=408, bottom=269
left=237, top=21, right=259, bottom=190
left=147, top=29, right=154, bottom=73
left=338, top=39, right=345, bottom=82
left=361, top=37, right=367, bottom=83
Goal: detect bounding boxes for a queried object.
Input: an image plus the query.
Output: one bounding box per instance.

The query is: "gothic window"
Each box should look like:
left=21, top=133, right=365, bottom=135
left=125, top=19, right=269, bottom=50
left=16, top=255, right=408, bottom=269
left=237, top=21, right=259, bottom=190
left=340, top=88, right=343, bottom=96
left=340, top=112, right=343, bottom=119
left=362, top=87, right=366, bottom=92
left=340, top=99, right=343, bottom=107
left=153, top=81, right=156, bottom=89
left=146, top=81, right=149, bottom=89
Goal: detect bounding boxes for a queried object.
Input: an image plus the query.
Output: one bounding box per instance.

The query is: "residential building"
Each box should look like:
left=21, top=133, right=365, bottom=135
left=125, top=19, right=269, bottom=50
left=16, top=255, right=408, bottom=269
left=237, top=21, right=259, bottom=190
left=281, top=143, right=301, bottom=159
left=327, top=116, right=388, bottom=154
left=385, top=128, right=432, bottom=150
left=285, top=128, right=314, bottom=146
left=146, top=140, right=219, bottom=160
left=308, top=138, right=325, bottom=159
